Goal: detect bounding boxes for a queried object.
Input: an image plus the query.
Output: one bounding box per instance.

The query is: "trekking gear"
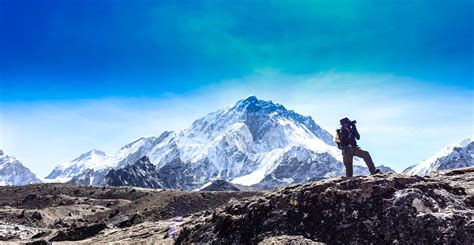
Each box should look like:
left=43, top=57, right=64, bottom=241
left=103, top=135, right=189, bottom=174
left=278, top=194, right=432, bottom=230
left=335, top=129, right=344, bottom=150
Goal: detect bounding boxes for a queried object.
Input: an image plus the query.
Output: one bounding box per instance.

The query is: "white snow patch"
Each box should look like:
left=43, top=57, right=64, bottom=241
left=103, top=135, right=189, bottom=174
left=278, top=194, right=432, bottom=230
left=231, top=148, right=286, bottom=186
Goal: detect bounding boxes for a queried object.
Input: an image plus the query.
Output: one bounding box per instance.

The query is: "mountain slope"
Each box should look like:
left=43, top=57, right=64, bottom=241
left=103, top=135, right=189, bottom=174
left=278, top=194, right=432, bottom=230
left=46, top=96, right=380, bottom=189
left=102, top=156, right=163, bottom=188
left=171, top=96, right=342, bottom=188
left=45, top=149, right=109, bottom=182
left=0, top=150, right=41, bottom=185
left=404, top=136, right=473, bottom=176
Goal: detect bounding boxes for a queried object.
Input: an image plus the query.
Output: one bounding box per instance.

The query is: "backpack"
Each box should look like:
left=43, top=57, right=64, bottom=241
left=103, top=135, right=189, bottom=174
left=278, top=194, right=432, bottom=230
left=334, top=129, right=344, bottom=150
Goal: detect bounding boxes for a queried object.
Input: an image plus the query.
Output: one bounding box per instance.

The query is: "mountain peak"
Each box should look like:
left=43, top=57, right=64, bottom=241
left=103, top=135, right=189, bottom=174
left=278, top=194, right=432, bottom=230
left=90, top=149, right=106, bottom=155
left=0, top=151, right=41, bottom=185
left=73, top=149, right=106, bottom=161
left=243, top=95, right=258, bottom=103
left=460, top=136, right=474, bottom=147
left=404, top=136, right=474, bottom=175
left=233, top=96, right=286, bottom=114
left=121, top=136, right=157, bottom=150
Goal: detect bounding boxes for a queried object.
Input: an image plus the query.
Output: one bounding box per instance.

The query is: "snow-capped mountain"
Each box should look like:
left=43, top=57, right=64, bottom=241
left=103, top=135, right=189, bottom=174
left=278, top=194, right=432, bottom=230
left=46, top=96, right=380, bottom=189
left=45, top=149, right=109, bottom=182
left=45, top=133, right=178, bottom=185
left=0, top=150, right=41, bottom=186
left=153, top=96, right=344, bottom=189
left=403, top=136, right=474, bottom=176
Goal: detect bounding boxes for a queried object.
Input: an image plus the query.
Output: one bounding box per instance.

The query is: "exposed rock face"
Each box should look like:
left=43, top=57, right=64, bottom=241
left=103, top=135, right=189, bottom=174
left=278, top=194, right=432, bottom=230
left=177, top=167, right=474, bottom=244
left=201, top=180, right=240, bottom=191
left=102, top=156, right=163, bottom=189
left=68, top=168, right=110, bottom=186
left=49, top=223, right=107, bottom=241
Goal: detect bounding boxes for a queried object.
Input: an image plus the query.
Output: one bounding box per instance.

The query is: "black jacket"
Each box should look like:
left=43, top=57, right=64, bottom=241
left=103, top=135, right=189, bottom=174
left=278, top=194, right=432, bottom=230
left=339, top=125, right=360, bottom=148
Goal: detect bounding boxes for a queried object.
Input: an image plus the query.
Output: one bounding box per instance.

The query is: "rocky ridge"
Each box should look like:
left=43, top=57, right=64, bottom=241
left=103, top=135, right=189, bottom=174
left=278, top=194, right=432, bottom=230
left=177, top=167, right=474, bottom=244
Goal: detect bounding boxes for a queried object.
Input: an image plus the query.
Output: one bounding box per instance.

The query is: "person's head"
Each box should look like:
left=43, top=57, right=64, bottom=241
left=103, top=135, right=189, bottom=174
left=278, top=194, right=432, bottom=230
left=340, top=117, right=351, bottom=127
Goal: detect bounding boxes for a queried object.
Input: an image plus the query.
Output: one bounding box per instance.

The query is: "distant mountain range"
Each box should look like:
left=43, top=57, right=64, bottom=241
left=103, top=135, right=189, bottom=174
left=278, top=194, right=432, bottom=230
left=44, top=96, right=393, bottom=190
left=0, top=150, right=41, bottom=186
left=403, top=136, right=473, bottom=176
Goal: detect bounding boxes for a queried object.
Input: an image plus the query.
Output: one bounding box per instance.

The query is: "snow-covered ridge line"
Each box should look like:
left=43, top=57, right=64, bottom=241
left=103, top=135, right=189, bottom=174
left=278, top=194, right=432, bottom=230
left=0, top=150, right=42, bottom=186
left=44, top=96, right=381, bottom=189
left=404, top=136, right=474, bottom=176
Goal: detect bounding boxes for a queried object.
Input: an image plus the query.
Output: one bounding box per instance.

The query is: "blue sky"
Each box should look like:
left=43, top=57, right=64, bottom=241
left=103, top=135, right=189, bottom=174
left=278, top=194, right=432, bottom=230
left=0, top=0, right=473, bottom=177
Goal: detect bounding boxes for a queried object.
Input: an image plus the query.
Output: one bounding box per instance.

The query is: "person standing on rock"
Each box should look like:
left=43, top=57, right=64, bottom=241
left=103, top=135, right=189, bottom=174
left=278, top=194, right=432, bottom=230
left=335, top=117, right=381, bottom=177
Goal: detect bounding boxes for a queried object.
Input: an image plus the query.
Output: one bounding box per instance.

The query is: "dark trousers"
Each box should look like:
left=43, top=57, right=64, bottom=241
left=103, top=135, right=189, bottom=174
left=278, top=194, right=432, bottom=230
left=342, top=147, right=377, bottom=177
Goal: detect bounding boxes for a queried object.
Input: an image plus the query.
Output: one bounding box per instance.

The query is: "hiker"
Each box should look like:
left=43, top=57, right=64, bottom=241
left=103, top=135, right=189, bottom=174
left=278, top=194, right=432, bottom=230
left=335, top=117, right=381, bottom=177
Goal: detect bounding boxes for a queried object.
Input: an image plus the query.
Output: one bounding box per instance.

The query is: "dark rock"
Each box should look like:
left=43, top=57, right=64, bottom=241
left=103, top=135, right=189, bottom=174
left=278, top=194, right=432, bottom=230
left=54, top=219, right=69, bottom=228
left=68, top=168, right=110, bottom=186
left=108, top=209, right=120, bottom=218
left=31, top=231, right=49, bottom=239
left=18, top=209, right=26, bottom=218
left=177, top=168, right=474, bottom=244
left=31, top=211, right=42, bottom=220
left=49, top=223, right=107, bottom=241
left=201, top=180, right=240, bottom=191
left=103, top=156, right=163, bottom=189
left=116, top=213, right=144, bottom=228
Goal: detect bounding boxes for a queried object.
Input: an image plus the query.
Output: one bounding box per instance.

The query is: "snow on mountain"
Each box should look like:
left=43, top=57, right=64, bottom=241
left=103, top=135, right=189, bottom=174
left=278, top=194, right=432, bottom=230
left=45, top=130, right=181, bottom=183
left=172, top=96, right=343, bottom=187
left=403, top=136, right=474, bottom=176
left=0, top=150, right=41, bottom=186
left=46, top=96, right=372, bottom=189
left=45, top=149, right=109, bottom=182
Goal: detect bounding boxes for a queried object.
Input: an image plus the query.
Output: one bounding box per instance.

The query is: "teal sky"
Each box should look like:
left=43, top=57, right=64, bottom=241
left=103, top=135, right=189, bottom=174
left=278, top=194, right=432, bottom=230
left=0, top=0, right=473, bottom=177
left=1, top=0, right=473, bottom=99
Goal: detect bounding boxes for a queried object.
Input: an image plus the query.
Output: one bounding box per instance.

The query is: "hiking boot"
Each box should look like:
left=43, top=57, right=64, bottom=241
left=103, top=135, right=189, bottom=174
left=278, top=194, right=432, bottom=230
left=372, top=169, right=381, bottom=175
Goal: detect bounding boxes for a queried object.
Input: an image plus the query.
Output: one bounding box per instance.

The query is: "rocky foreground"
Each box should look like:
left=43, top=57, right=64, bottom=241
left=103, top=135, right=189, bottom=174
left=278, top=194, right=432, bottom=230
left=0, top=184, right=260, bottom=244
left=0, top=168, right=472, bottom=244
left=177, top=168, right=474, bottom=244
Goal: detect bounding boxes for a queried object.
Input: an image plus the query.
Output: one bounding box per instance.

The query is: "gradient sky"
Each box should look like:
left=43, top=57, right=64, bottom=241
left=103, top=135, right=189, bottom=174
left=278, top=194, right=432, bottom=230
left=0, top=0, right=473, bottom=177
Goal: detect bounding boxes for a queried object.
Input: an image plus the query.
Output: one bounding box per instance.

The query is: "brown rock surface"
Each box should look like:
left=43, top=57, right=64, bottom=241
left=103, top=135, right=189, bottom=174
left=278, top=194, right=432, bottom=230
left=1, top=167, right=472, bottom=244
left=177, top=167, right=474, bottom=244
left=0, top=183, right=260, bottom=243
